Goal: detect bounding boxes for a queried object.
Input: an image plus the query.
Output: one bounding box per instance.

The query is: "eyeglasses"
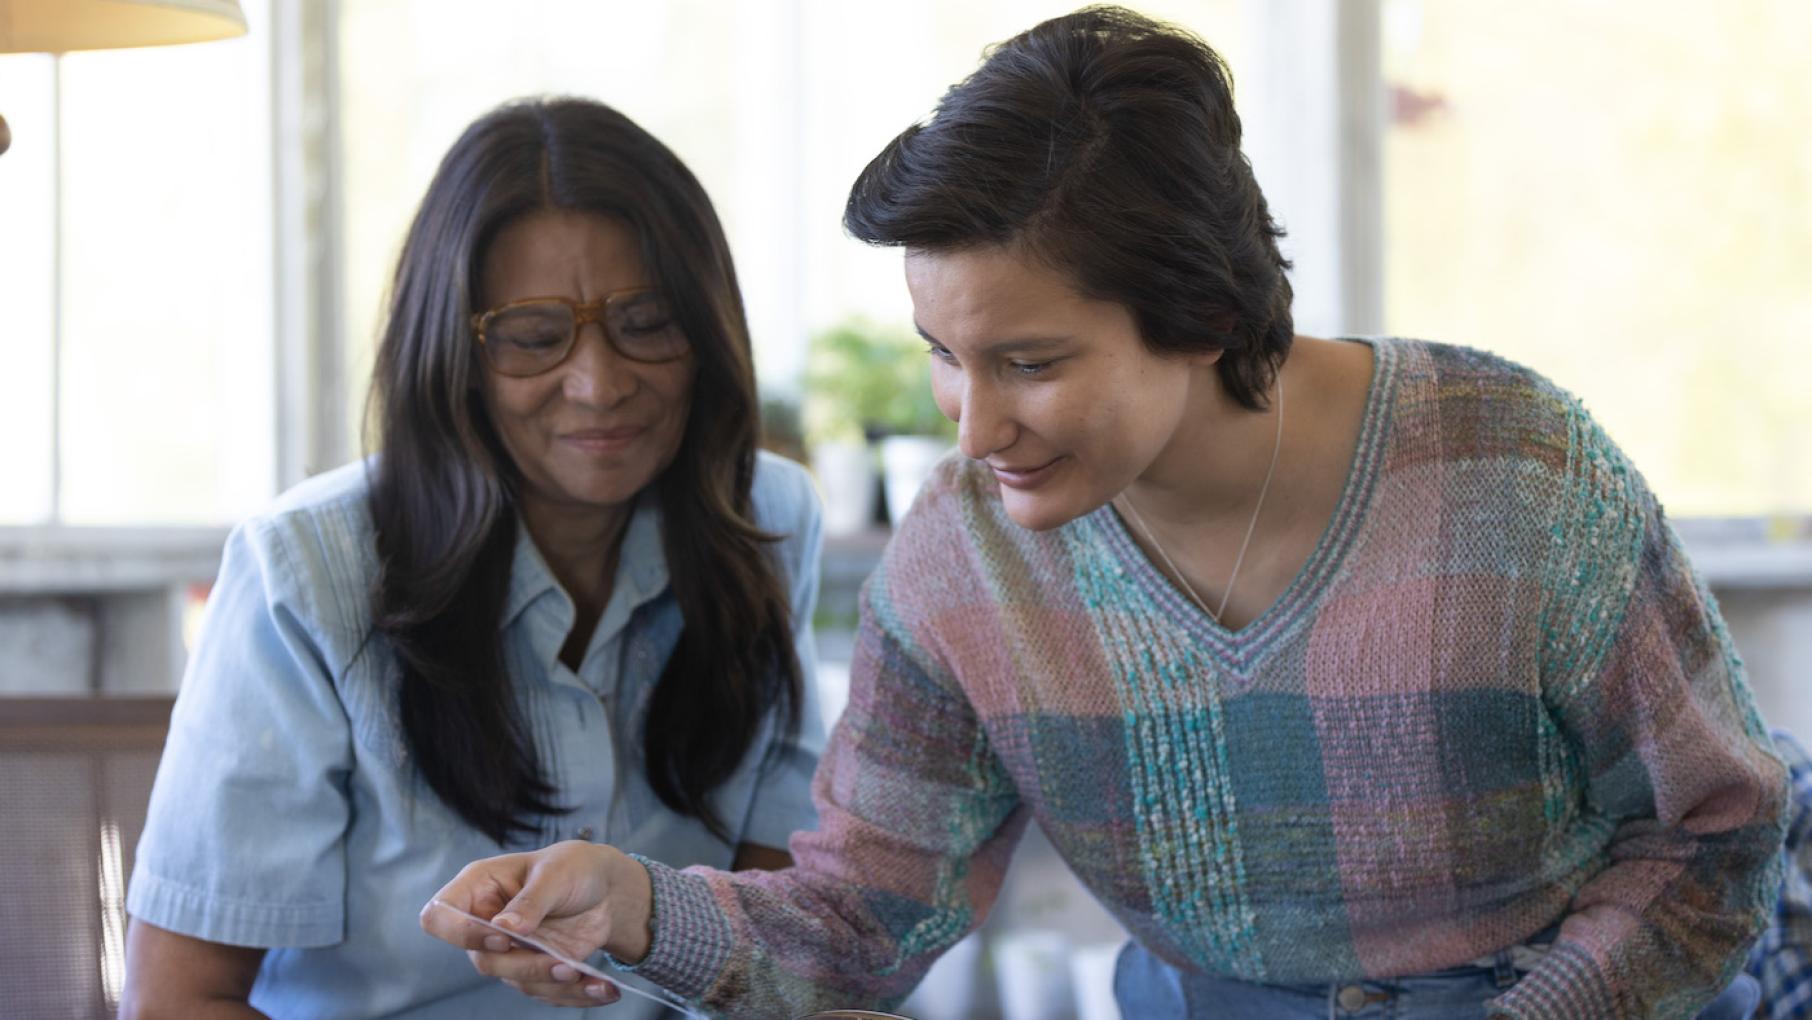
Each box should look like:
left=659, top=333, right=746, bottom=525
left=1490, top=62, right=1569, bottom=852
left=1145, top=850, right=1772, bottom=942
left=470, top=288, right=690, bottom=377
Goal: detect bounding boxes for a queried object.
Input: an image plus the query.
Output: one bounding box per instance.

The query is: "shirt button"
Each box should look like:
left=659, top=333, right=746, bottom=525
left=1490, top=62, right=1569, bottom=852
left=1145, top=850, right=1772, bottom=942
left=1337, top=985, right=1369, bottom=1012
left=576, top=826, right=595, bottom=841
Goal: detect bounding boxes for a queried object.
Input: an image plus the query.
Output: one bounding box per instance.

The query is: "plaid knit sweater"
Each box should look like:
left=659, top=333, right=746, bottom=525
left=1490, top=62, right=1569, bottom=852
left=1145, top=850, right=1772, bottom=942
left=626, top=338, right=1789, bottom=1019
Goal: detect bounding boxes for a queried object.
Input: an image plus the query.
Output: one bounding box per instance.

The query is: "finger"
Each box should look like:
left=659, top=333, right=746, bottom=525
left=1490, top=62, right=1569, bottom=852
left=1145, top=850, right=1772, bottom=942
left=498, top=969, right=622, bottom=1008
left=504, top=979, right=580, bottom=1008
left=421, top=855, right=532, bottom=944
left=494, top=869, right=564, bottom=934
left=420, top=901, right=489, bottom=949
left=502, top=976, right=613, bottom=1008
left=467, top=945, right=573, bottom=985
left=583, top=981, right=621, bottom=1004
left=418, top=899, right=507, bottom=951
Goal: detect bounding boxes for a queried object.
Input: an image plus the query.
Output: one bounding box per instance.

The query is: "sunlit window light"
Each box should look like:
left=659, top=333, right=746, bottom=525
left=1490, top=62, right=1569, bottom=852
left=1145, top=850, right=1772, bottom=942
left=97, top=819, right=126, bottom=1009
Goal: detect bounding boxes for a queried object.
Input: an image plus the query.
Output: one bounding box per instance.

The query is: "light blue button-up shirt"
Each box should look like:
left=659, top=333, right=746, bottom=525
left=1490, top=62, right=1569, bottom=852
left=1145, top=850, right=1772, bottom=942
left=127, top=452, right=824, bottom=1018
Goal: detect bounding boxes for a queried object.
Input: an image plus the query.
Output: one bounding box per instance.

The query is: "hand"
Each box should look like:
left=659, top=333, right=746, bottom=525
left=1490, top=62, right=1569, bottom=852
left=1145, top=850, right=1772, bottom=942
left=420, top=839, right=655, bottom=1008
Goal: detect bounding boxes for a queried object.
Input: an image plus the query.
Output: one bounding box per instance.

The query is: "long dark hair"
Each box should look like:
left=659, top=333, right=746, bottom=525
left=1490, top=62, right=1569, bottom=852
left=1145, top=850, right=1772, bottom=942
left=365, top=97, right=802, bottom=845
left=844, top=5, right=1294, bottom=410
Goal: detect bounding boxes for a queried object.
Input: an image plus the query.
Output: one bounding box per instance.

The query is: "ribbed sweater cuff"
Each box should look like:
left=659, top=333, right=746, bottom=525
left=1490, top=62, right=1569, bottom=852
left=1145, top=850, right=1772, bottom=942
left=1486, top=941, right=1618, bottom=1019
left=604, top=855, right=735, bottom=1003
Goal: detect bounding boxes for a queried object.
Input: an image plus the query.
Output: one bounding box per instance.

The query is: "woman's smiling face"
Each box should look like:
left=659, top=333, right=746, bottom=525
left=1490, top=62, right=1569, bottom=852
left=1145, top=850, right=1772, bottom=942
left=905, top=244, right=1211, bottom=531
left=478, top=209, right=696, bottom=518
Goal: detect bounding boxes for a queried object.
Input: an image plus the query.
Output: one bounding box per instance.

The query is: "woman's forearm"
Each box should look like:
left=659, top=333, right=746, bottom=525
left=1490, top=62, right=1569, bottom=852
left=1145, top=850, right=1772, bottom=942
left=121, top=998, right=268, bottom=1020
left=121, top=919, right=268, bottom=1020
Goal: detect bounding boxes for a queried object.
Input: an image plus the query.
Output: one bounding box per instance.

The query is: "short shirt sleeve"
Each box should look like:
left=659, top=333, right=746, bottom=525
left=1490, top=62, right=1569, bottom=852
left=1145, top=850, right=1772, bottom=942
left=736, top=452, right=827, bottom=850
left=125, top=518, right=355, bottom=948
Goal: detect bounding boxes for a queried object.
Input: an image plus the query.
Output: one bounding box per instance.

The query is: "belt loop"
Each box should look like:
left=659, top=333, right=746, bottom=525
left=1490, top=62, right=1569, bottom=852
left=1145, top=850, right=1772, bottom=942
left=1492, top=949, right=1517, bottom=989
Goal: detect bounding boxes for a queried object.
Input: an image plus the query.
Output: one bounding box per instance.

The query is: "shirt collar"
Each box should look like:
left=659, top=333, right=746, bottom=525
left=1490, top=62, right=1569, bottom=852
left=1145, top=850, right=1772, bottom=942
left=498, top=492, right=670, bottom=633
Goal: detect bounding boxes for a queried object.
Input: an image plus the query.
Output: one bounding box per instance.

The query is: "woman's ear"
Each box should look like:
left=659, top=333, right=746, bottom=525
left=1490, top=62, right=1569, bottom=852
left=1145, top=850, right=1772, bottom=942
left=1187, top=312, right=1238, bottom=368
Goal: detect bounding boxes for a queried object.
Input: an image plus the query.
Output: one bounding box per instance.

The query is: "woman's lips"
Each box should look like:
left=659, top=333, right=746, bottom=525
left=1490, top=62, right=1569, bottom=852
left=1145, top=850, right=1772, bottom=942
left=560, top=426, right=645, bottom=452
left=989, top=456, right=1063, bottom=490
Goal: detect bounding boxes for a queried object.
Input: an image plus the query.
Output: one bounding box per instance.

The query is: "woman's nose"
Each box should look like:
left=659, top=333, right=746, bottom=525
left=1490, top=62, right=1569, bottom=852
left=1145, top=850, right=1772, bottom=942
left=955, top=382, right=1012, bottom=461
left=560, top=324, right=636, bottom=406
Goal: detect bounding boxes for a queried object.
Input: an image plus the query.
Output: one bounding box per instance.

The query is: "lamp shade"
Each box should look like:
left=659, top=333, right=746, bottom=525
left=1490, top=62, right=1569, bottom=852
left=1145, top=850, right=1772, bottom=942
left=0, top=0, right=246, bottom=54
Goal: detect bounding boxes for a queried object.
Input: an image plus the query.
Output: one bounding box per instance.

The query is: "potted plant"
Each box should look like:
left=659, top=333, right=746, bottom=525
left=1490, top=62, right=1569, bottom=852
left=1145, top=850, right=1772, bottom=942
left=804, top=317, right=956, bottom=530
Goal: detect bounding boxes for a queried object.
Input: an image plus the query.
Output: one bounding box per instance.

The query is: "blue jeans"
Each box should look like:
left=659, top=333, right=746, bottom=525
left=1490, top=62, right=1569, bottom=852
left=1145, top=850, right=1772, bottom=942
left=1113, top=940, right=1762, bottom=1019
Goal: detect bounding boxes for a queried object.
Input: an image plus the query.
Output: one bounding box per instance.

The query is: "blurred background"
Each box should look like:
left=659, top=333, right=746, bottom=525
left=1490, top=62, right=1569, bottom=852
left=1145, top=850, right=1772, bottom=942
left=2, top=2, right=1809, bottom=1018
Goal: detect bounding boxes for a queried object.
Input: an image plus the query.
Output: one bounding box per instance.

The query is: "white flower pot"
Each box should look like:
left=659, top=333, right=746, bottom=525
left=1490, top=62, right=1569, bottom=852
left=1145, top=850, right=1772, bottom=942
left=879, top=435, right=952, bottom=527
left=1069, top=942, right=1123, bottom=1020
left=898, top=931, right=985, bottom=1020
left=810, top=440, right=877, bottom=536
left=993, top=930, right=1076, bottom=1020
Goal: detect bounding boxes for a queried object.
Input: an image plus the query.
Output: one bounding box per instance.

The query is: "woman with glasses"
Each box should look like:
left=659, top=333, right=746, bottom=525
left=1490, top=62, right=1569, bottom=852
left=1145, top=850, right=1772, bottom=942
left=423, top=9, right=1791, bottom=1020
left=119, top=97, right=824, bottom=1018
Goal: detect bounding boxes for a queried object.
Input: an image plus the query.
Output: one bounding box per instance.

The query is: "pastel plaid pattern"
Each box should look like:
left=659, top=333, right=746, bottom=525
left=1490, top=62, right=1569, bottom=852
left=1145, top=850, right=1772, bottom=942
left=628, top=338, right=1787, bottom=1020
left=1750, top=730, right=1812, bottom=1018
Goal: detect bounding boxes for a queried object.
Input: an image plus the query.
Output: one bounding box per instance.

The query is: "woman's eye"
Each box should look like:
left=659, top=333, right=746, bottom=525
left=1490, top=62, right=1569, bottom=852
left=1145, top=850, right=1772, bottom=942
left=924, top=343, right=957, bottom=363
left=500, top=330, right=564, bottom=350
left=1011, top=360, right=1053, bottom=376
left=620, top=319, right=675, bottom=337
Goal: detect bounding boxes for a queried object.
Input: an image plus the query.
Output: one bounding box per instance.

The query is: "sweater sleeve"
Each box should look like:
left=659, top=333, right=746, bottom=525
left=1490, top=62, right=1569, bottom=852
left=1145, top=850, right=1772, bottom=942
left=619, top=543, right=1029, bottom=1017
left=1490, top=403, right=1790, bottom=1020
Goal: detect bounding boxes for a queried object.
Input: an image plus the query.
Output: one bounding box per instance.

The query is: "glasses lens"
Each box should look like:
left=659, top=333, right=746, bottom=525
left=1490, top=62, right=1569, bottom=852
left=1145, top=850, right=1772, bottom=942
left=485, top=303, right=576, bottom=374
left=606, top=291, right=689, bottom=362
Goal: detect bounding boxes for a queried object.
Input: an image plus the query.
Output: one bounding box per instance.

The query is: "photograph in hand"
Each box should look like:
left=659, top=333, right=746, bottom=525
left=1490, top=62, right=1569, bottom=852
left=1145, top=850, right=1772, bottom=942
left=425, top=900, right=706, bottom=1018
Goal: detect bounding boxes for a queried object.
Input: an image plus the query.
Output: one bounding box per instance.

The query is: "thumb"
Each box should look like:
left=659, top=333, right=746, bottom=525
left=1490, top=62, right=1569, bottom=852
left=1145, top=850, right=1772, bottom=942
left=494, top=848, right=592, bottom=933
left=493, top=879, right=554, bottom=934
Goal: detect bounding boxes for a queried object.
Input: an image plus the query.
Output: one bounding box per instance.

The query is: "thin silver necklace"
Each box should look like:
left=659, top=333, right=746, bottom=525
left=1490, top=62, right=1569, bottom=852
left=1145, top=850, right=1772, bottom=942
left=1118, top=371, right=1285, bottom=625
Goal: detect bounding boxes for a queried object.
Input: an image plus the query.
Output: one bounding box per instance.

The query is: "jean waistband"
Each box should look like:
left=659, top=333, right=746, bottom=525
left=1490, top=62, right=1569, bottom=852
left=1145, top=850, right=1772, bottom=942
left=1463, top=921, right=1563, bottom=973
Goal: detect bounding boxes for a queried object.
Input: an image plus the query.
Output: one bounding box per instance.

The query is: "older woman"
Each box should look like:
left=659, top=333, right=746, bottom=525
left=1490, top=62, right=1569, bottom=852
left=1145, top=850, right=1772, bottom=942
left=119, top=97, right=824, bottom=1018
left=423, top=10, right=1788, bottom=1019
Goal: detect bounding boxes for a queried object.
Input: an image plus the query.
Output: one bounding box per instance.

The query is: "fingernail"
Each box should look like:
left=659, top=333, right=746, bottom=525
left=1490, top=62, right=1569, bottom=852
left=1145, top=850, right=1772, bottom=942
left=494, top=912, right=522, bottom=930
left=585, top=983, right=617, bottom=1001
left=550, top=964, right=577, bottom=983
left=483, top=935, right=511, bottom=953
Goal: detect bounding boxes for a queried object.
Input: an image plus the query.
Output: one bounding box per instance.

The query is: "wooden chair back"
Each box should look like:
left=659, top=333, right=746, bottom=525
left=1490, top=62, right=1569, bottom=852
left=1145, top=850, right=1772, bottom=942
left=0, top=697, right=173, bottom=1019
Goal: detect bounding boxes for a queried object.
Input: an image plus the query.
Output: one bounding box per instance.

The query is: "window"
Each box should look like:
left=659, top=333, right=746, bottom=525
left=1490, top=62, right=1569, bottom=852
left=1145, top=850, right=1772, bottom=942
left=0, top=0, right=277, bottom=525
left=0, top=59, right=56, bottom=523
left=1382, top=0, right=1812, bottom=515
left=14, top=5, right=1799, bottom=524
left=332, top=0, right=1244, bottom=434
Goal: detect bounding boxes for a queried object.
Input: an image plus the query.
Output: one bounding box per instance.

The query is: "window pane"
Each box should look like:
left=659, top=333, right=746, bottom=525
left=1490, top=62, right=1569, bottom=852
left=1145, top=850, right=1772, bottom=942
left=336, top=0, right=1242, bottom=436
left=336, top=0, right=749, bottom=456
left=0, top=56, right=57, bottom=524
left=1383, top=0, right=1812, bottom=515
left=56, top=0, right=277, bottom=524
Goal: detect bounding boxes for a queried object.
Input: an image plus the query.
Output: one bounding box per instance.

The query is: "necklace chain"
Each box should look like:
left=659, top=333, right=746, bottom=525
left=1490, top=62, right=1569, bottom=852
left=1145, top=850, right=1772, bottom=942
left=1118, top=371, right=1285, bottom=625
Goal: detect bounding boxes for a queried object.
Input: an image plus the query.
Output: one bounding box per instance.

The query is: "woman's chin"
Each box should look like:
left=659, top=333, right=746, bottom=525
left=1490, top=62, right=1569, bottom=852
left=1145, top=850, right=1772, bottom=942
left=999, top=489, right=1092, bottom=533
left=528, top=470, right=657, bottom=515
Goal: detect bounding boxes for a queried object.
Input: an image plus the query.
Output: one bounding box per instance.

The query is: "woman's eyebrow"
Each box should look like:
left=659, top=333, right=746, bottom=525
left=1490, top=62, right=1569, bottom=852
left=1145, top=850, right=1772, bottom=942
left=913, top=323, right=1071, bottom=354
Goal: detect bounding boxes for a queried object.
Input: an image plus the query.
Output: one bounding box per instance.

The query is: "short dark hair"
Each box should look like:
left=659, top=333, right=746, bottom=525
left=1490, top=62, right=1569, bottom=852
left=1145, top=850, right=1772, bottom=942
left=367, top=97, right=800, bottom=844
left=844, top=5, right=1293, bottom=409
